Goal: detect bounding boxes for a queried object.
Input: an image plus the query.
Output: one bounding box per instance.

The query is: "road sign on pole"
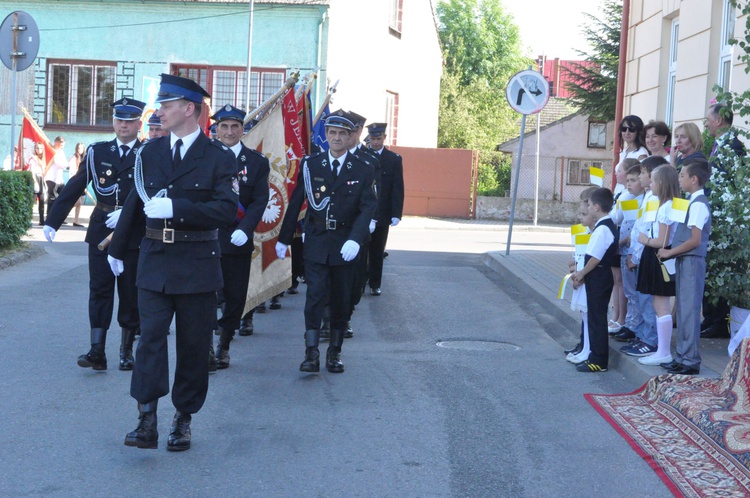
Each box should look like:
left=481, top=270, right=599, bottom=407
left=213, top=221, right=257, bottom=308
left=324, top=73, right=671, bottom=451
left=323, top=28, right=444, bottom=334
left=504, top=69, right=549, bottom=255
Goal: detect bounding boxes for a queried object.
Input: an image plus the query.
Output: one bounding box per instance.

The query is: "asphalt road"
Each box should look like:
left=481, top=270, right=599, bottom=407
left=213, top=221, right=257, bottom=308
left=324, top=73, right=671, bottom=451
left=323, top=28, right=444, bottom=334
left=0, top=221, right=669, bottom=497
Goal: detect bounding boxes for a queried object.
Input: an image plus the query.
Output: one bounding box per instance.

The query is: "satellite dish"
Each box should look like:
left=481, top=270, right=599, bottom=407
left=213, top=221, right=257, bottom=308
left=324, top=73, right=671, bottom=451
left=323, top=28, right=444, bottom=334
left=0, top=11, right=40, bottom=71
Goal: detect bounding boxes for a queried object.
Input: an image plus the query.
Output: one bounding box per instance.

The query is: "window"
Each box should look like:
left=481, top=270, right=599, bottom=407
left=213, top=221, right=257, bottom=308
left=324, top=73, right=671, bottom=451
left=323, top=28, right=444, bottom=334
left=171, top=64, right=286, bottom=111
left=587, top=122, right=606, bottom=148
left=665, top=19, right=679, bottom=127
left=567, top=159, right=603, bottom=185
left=46, top=60, right=116, bottom=128
left=718, top=0, right=735, bottom=89
left=385, top=91, right=399, bottom=146
left=389, top=0, right=403, bottom=37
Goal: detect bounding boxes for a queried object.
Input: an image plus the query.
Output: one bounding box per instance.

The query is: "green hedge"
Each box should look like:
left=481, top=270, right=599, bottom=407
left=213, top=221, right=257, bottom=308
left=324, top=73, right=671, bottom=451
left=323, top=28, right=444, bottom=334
left=0, top=171, right=34, bottom=247
left=477, top=150, right=512, bottom=196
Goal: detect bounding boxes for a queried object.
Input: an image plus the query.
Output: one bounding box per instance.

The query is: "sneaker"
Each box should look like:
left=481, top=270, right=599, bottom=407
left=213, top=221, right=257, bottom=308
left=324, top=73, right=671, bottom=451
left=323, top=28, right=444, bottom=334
left=576, top=360, right=607, bottom=372
left=624, top=342, right=657, bottom=357
left=568, top=351, right=589, bottom=364
left=638, top=353, right=673, bottom=366
left=564, top=343, right=582, bottom=355
left=608, top=320, right=623, bottom=334
left=614, top=328, right=636, bottom=342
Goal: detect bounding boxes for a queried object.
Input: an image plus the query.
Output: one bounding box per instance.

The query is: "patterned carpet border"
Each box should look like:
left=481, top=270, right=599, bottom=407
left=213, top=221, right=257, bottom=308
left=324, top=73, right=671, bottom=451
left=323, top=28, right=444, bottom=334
left=586, top=340, right=750, bottom=498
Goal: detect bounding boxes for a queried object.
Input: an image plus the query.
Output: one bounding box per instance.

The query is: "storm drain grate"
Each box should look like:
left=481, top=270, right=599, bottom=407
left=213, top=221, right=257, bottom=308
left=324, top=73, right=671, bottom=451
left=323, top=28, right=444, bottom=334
left=436, top=340, right=520, bottom=351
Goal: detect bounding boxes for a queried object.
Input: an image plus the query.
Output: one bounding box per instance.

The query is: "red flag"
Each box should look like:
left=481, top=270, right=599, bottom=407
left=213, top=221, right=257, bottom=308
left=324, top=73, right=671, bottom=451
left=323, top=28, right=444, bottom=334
left=17, top=112, right=55, bottom=171
left=282, top=90, right=306, bottom=197
left=297, top=91, right=312, bottom=156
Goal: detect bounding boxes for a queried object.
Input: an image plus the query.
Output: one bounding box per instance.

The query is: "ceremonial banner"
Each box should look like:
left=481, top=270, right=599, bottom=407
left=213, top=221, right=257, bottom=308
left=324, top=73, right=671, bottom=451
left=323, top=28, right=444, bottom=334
left=589, top=167, right=604, bottom=187
left=620, top=199, right=640, bottom=221
left=668, top=197, right=689, bottom=223
left=282, top=90, right=306, bottom=195
left=17, top=110, right=55, bottom=171
left=242, top=104, right=292, bottom=310
left=312, top=103, right=330, bottom=152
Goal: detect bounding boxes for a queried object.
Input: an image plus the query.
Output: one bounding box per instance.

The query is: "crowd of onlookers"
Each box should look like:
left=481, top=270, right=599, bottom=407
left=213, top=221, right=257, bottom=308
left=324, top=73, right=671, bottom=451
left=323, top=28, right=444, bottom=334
left=565, top=102, right=740, bottom=375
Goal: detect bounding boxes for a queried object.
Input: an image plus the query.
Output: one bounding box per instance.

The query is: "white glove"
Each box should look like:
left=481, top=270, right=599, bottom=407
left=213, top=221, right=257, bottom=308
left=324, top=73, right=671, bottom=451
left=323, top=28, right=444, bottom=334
left=302, top=233, right=305, bottom=243
left=107, top=255, right=124, bottom=276
left=369, top=220, right=377, bottom=233
left=230, top=229, right=248, bottom=246
left=391, top=217, right=400, bottom=227
left=43, top=225, right=56, bottom=242
left=144, top=198, right=173, bottom=219
left=105, top=209, right=121, bottom=229
left=340, top=240, right=360, bottom=262
left=275, top=241, right=288, bottom=260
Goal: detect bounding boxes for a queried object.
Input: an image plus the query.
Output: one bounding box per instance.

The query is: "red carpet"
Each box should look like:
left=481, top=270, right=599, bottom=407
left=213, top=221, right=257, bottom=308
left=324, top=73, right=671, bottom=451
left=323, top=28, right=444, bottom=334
left=586, top=339, right=750, bottom=497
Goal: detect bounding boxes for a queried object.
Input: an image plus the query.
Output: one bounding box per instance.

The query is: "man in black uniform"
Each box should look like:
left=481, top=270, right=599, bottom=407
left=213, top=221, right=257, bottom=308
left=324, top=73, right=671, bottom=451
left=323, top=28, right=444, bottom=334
left=366, top=122, right=405, bottom=296
left=276, top=114, right=377, bottom=373
left=107, top=74, right=237, bottom=451
left=211, top=104, right=270, bottom=369
left=43, top=98, right=146, bottom=371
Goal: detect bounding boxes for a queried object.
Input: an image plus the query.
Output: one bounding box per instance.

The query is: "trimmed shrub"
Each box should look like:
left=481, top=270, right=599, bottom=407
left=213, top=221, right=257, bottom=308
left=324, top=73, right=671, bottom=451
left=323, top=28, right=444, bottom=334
left=0, top=171, right=34, bottom=247
left=477, top=150, right=512, bottom=196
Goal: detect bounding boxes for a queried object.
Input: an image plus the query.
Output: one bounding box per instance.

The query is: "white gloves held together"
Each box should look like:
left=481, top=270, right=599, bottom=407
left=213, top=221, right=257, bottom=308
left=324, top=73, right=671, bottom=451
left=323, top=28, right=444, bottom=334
left=144, top=198, right=173, bottom=219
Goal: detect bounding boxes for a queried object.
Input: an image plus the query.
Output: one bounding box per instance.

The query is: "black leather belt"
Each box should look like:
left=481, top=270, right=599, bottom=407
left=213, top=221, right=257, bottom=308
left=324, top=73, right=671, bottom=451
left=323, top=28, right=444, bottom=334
left=310, top=218, right=351, bottom=231
left=145, top=227, right=218, bottom=244
left=95, top=202, right=117, bottom=213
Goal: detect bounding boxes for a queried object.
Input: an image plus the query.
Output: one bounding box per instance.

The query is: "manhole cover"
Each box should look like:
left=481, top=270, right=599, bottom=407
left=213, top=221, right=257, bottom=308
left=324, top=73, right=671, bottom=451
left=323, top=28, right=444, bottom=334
left=436, top=340, right=520, bottom=351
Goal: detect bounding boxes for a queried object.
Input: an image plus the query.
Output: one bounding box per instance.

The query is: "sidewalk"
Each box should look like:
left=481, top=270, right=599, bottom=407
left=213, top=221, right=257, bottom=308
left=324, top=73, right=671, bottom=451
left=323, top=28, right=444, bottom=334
left=482, top=240, right=731, bottom=385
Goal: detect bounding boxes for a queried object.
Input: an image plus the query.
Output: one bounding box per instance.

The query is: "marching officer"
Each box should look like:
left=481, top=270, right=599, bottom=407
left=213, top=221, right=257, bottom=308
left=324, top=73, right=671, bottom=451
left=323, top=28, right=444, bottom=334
left=107, top=74, right=237, bottom=451
left=276, top=113, right=377, bottom=373
left=211, top=104, right=270, bottom=369
left=43, top=98, right=146, bottom=371
left=366, top=122, right=404, bottom=295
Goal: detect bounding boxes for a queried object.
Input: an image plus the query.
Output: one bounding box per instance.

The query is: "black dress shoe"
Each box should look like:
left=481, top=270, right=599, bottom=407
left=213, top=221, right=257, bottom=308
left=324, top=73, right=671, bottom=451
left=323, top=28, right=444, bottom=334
left=668, top=364, right=700, bottom=375
left=700, top=323, right=730, bottom=339
left=78, top=348, right=107, bottom=371
left=167, top=412, right=191, bottom=452
left=238, top=315, right=254, bottom=336
left=287, top=284, right=299, bottom=295
left=370, top=287, right=381, bottom=296
left=300, top=347, right=320, bottom=372
left=326, top=347, right=344, bottom=373
left=124, top=404, right=158, bottom=449
left=614, top=329, right=636, bottom=342
left=254, top=302, right=267, bottom=313
left=660, top=360, right=680, bottom=370
left=269, top=296, right=282, bottom=310
left=344, top=322, right=353, bottom=339
left=208, top=347, right=217, bottom=373
left=216, top=346, right=230, bottom=369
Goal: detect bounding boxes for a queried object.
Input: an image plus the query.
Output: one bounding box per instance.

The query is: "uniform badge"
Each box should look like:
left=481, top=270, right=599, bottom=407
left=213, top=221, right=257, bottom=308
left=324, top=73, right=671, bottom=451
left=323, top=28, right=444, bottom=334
left=110, top=145, right=116, bottom=152
left=240, top=155, right=246, bottom=162
left=122, top=98, right=129, bottom=106
left=105, top=169, right=112, bottom=176
left=320, top=186, right=326, bottom=192
left=99, top=177, right=106, bottom=184
left=232, top=177, right=240, bottom=195
left=242, top=175, right=248, bottom=182
left=315, top=193, right=320, bottom=199
left=224, top=104, right=232, bottom=112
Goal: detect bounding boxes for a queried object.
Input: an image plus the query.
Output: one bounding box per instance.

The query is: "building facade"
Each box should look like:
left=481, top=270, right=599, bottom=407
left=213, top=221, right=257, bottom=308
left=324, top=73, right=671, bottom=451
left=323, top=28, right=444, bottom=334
left=1, top=0, right=441, bottom=161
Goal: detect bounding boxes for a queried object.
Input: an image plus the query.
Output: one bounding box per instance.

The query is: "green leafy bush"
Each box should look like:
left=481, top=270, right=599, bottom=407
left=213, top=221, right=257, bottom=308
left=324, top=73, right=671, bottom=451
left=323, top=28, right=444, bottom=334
left=0, top=171, right=34, bottom=248
left=477, top=150, right=511, bottom=196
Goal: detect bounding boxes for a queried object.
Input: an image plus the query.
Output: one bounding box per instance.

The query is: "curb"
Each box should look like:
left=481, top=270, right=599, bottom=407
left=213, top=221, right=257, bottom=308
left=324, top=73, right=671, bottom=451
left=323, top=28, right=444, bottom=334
left=0, top=243, right=46, bottom=271
left=481, top=252, right=720, bottom=385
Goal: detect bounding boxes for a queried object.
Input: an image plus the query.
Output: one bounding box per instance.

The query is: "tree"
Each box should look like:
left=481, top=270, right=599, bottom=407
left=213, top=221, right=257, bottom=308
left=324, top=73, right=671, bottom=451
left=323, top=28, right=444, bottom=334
left=436, top=0, right=528, bottom=150
left=564, top=0, right=621, bottom=122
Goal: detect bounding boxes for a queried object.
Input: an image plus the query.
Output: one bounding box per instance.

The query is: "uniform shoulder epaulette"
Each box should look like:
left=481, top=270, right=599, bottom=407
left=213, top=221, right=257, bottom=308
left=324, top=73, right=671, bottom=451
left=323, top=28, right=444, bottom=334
left=243, top=147, right=267, bottom=159
left=210, top=138, right=231, bottom=151
left=304, top=151, right=324, bottom=160
left=139, top=135, right=165, bottom=151
left=89, top=140, right=110, bottom=149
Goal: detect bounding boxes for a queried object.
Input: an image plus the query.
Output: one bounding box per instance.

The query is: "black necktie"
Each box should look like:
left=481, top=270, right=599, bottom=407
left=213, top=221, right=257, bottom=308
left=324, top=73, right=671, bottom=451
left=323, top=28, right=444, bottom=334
left=120, top=145, right=129, bottom=158
left=173, top=139, right=183, bottom=170
left=332, top=159, right=340, bottom=180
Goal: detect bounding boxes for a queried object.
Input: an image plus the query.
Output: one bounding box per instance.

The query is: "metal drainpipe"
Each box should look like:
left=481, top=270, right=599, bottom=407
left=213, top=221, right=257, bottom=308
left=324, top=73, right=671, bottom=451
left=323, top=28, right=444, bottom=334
left=613, top=0, right=630, bottom=190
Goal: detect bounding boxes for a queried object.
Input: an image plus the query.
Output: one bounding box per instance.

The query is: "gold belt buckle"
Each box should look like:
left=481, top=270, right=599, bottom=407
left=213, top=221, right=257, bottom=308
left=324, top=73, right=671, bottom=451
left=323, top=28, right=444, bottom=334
left=163, top=228, right=175, bottom=244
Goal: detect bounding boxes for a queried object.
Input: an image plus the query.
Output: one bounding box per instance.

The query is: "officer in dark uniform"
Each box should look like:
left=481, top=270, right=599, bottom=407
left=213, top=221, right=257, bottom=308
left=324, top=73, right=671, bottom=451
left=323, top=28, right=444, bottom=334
left=107, top=74, right=237, bottom=451
left=43, top=98, right=146, bottom=371
left=146, top=112, right=169, bottom=141
left=276, top=113, right=378, bottom=373
left=211, top=104, right=270, bottom=369
left=366, top=122, right=405, bottom=295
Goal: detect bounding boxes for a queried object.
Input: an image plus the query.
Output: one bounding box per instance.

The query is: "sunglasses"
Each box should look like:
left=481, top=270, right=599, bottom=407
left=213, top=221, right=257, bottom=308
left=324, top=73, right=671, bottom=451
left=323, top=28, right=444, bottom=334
left=620, top=126, right=637, bottom=133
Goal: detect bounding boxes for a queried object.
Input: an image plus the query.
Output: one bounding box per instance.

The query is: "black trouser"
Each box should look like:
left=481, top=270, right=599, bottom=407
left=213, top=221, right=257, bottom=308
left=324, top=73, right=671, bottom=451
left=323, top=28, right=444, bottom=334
left=304, top=259, right=356, bottom=336
left=131, top=288, right=216, bottom=414
left=585, top=266, right=614, bottom=367
left=217, top=253, right=252, bottom=333
left=35, top=175, right=45, bottom=223
left=46, top=180, right=63, bottom=215
left=291, top=237, right=304, bottom=281
left=350, top=238, right=370, bottom=315
left=88, top=245, right=139, bottom=330
left=702, top=295, right=729, bottom=328
left=368, top=224, right=390, bottom=288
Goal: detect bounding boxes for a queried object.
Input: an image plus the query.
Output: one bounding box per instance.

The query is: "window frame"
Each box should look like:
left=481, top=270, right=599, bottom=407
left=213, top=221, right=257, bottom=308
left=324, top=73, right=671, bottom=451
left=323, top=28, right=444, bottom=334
left=385, top=90, right=399, bottom=146
left=44, top=58, right=117, bottom=132
left=718, top=0, right=735, bottom=90
left=388, top=0, right=403, bottom=38
left=566, top=158, right=604, bottom=186
left=665, top=18, right=679, bottom=128
left=587, top=122, right=607, bottom=149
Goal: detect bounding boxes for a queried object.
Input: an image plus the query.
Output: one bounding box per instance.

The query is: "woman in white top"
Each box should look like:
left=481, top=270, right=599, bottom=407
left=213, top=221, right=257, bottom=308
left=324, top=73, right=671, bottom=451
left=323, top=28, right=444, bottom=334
left=27, top=142, right=47, bottom=225
left=643, top=120, right=671, bottom=158
left=619, top=115, right=649, bottom=163
left=68, top=142, right=86, bottom=227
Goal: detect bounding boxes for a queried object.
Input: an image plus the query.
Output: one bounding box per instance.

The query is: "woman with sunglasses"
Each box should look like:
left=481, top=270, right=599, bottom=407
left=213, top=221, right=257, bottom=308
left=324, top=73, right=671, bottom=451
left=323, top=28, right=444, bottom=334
left=619, top=115, right=649, bottom=163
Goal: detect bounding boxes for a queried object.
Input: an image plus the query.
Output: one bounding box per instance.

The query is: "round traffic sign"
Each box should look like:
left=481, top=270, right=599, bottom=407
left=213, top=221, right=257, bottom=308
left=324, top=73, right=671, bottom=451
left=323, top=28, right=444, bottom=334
left=0, top=11, right=40, bottom=71
left=505, top=70, right=550, bottom=115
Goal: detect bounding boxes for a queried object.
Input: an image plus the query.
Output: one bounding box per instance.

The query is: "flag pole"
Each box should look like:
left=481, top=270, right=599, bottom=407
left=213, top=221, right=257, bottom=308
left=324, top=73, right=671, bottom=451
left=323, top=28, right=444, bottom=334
left=312, top=80, right=338, bottom=127
left=244, top=0, right=255, bottom=111
left=244, top=72, right=300, bottom=125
